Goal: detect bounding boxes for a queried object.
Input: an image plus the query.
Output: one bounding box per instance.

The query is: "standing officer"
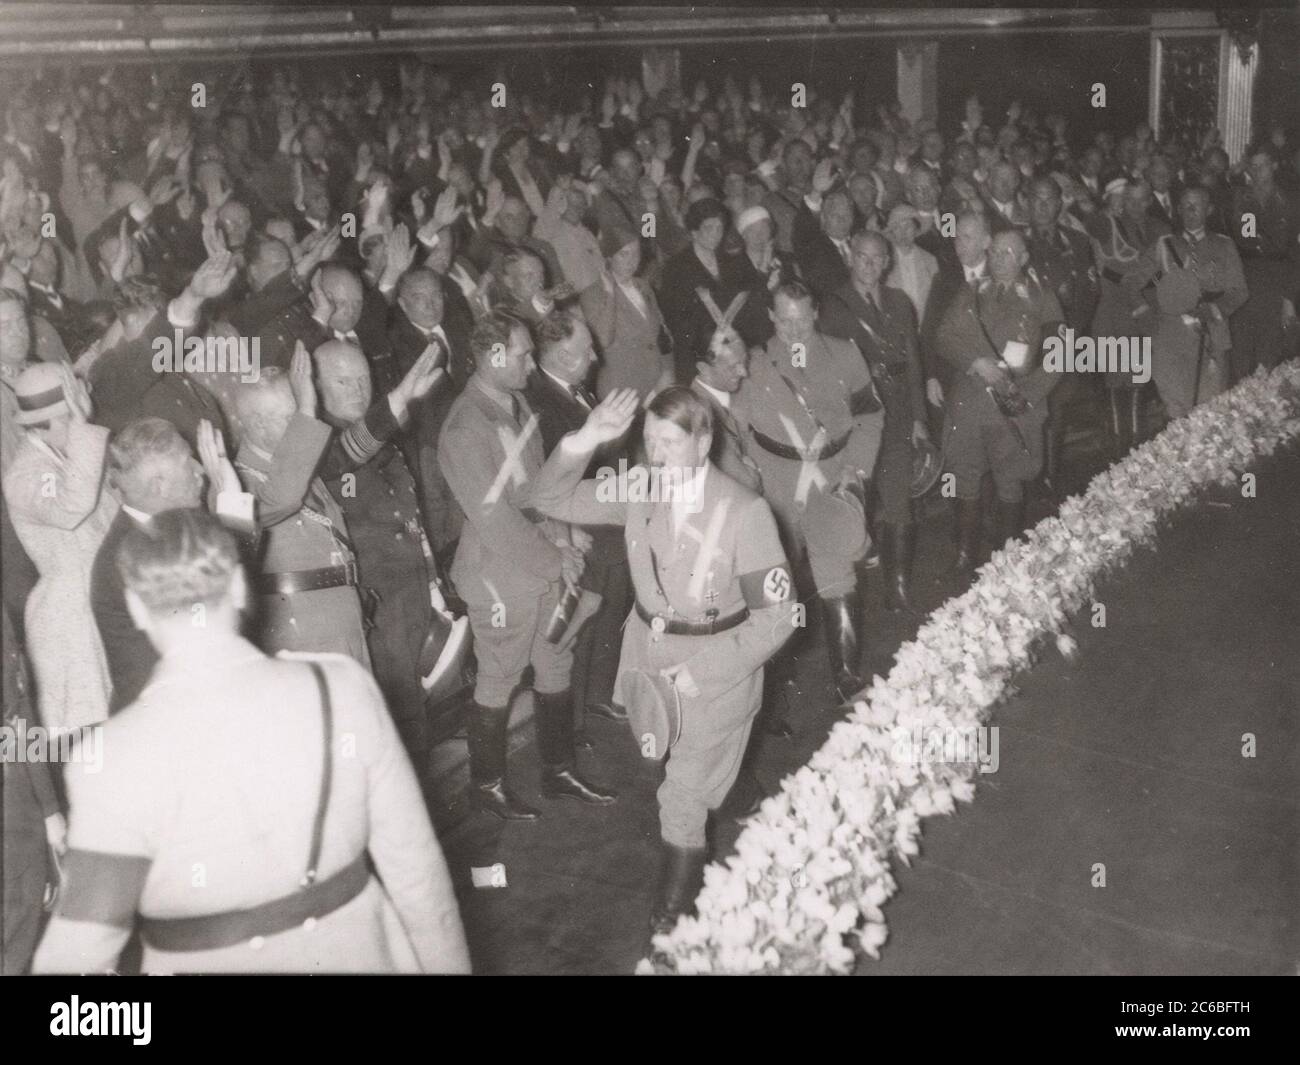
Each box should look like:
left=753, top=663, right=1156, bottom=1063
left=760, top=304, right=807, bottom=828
left=937, top=226, right=1064, bottom=576
left=1126, top=186, right=1247, bottom=419
left=311, top=339, right=447, bottom=767
left=438, top=312, right=615, bottom=821
left=1024, top=176, right=1099, bottom=494
left=528, top=386, right=797, bottom=938
left=233, top=358, right=369, bottom=665
left=734, top=282, right=883, bottom=700
left=820, top=231, right=930, bottom=615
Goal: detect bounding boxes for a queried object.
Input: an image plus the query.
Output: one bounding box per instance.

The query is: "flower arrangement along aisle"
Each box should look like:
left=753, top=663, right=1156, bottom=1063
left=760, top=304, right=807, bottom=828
left=640, top=361, right=1300, bottom=975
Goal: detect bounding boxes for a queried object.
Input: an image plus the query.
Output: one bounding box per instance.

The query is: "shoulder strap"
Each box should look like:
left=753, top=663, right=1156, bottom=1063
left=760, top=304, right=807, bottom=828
left=303, top=663, right=335, bottom=888
left=971, top=285, right=1003, bottom=360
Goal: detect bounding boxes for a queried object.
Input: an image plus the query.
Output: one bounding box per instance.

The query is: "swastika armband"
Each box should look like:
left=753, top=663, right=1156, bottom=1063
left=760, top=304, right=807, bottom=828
left=740, top=564, right=794, bottom=608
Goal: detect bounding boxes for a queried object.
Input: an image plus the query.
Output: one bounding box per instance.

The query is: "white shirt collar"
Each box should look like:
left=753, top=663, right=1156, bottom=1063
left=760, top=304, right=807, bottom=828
left=964, top=261, right=986, bottom=282
left=542, top=366, right=579, bottom=397
left=122, top=504, right=152, bottom=524
left=695, top=378, right=731, bottom=409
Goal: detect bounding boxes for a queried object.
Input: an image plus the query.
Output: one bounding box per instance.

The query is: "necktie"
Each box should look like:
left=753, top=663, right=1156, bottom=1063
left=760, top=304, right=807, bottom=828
left=572, top=383, right=596, bottom=409
left=509, top=394, right=522, bottom=426
left=335, top=330, right=359, bottom=346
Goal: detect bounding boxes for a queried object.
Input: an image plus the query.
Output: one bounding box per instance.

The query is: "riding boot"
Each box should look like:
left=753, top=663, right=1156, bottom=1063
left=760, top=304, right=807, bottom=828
left=534, top=689, right=617, bottom=805
left=881, top=522, right=918, bottom=615
left=821, top=592, right=866, bottom=702
left=648, top=843, right=709, bottom=939
left=952, top=498, right=982, bottom=578
left=468, top=703, right=540, bottom=821
left=994, top=496, right=1026, bottom=551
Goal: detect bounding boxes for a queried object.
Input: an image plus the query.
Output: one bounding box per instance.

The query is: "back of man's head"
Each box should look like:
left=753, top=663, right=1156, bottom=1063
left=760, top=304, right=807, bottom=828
left=118, top=507, right=241, bottom=626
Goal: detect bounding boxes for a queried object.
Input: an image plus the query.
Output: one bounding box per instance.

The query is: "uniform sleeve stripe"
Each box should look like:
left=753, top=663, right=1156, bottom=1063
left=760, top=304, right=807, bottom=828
left=56, top=849, right=152, bottom=929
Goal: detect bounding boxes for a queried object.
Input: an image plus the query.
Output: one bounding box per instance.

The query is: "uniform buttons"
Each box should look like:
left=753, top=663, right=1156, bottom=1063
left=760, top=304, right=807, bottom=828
left=303, top=917, right=318, bottom=932
left=393, top=510, right=401, bottom=518
left=249, top=935, right=266, bottom=951
left=395, top=532, right=403, bottom=540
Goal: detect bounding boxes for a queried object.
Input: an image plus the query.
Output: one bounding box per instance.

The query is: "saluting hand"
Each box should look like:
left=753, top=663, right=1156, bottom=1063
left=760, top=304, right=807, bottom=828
left=577, top=387, right=638, bottom=449
left=290, top=340, right=317, bottom=417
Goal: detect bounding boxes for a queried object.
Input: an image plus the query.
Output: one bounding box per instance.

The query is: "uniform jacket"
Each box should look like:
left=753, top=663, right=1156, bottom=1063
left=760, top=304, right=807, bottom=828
left=655, top=245, right=746, bottom=384
left=690, top=377, right=763, bottom=494
left=820, top=281, right=927, bottom=438
left=437, top=378, right=566, bottom=605
left=528, top=443, right=796, bottom=703
left=33, top=637, right=469, bottom=973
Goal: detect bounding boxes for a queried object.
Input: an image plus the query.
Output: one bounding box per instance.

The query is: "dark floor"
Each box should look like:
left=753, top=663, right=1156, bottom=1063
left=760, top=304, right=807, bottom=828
left=421, top=409, right=1299, bottom=975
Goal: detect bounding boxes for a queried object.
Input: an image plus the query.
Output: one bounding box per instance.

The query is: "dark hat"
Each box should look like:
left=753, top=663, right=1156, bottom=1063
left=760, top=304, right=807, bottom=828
left=910, top=438, right=944, bottom=499
left=599, top=224, right=639, bottom=259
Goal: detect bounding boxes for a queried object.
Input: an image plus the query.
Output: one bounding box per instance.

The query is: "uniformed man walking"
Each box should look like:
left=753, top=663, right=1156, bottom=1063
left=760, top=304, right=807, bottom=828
left=528, top=386, right=798, bottom=937
left=438, top=312, right=615, bottom=820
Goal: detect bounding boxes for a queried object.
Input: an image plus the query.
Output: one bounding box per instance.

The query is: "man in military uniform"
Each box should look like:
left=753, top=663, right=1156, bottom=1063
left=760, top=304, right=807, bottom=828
left=438, top=312, right=615, bottom=822
left=937, top=225, right=1064, bottom=575
left=34, top=509, right=470, bottom=974
left=528, top=386, right=797, bottom=938
left=1126, top=186, right=1247, bottom=419
left=690, top=323, right=762, bottom=494
left=1229, top=147, right=1299, bottom=382
left=311, top=339, right=446, bottom=766
left=734, top=281, right=883, bottom=700
left=1024, top=176, right=1100, bottom=495
left=233, top=357, right=369, bottom=665
left=820, top=231, right=930, bottom=615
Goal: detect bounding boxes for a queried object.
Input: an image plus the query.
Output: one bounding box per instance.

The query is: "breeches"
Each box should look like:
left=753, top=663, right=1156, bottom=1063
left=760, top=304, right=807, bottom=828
left=657, top=670, right=763, bottom=849
left=466, top=582, right=574, bottom=708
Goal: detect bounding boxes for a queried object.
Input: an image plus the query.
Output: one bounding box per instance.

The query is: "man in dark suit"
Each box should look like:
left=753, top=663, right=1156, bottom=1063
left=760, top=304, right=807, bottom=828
left=525, top=310, right=632, bottom=736
left=690, top=326, right=762, bottom=494
left=93, top=417, right=253, bottom=714
left=1145, top=154, right=1182, bottom=230
left=907, top=167, right=963, bottom=280
left=792, top=188, right=854, bottom=305
left=389, top=268, right=466, bottom=558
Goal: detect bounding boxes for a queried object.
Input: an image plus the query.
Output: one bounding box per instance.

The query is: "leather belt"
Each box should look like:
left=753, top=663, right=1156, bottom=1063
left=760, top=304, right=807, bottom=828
left=138, top=853, right=370, bottom=953
left=256, top=561, right=359, bottom=596
left=635, top=601, right=748, bottom=636
left=750, top=426, right=850, bottom=463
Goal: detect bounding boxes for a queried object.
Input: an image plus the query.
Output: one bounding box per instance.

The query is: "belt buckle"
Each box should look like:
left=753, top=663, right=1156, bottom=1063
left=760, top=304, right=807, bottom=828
left=705, top=609, right=719, bottom=635
left=343, top=559, right=359, bottom=586
left=650, top=615, right=667, bottom=634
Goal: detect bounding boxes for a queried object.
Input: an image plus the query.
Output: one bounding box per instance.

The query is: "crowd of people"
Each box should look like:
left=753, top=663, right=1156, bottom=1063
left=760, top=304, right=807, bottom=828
left=2, top=51, right=1298, bottom=974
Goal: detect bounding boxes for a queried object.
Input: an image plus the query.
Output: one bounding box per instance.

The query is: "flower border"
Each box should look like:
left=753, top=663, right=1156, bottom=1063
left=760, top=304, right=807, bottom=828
left=641, top=361, right=1300, bottom=975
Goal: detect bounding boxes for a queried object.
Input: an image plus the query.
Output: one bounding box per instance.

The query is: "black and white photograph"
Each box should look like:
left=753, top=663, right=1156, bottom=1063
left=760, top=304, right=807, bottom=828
left=0, top=0, right=1296, bottom=1023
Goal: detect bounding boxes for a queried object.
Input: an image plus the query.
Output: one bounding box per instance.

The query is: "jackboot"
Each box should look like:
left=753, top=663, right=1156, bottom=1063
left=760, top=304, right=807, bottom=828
left=468, top=703, right=540, bottom=821
left=534, top=689, right=617, bottom=805
left=994, top=496, right=1026, bottom=551
left=821, top=592, right=866, bottom=703
left=881, top=522, right=918, bottom=615
left=952, top=498, right=982, bottom=578
left=648, top=843, right=709, bottom=939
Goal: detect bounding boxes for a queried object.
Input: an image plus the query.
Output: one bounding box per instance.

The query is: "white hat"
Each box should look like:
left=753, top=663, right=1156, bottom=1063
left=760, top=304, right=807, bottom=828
left=736, top=205, right=771, bottom=235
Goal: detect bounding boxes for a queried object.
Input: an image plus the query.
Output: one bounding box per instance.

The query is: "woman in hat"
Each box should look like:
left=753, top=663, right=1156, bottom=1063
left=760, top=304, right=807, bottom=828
left=725, top=204, right=796, bottom=348
left=579, top=226, right=673, bottom=402
left=1, top=362, right=117, bottom=729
